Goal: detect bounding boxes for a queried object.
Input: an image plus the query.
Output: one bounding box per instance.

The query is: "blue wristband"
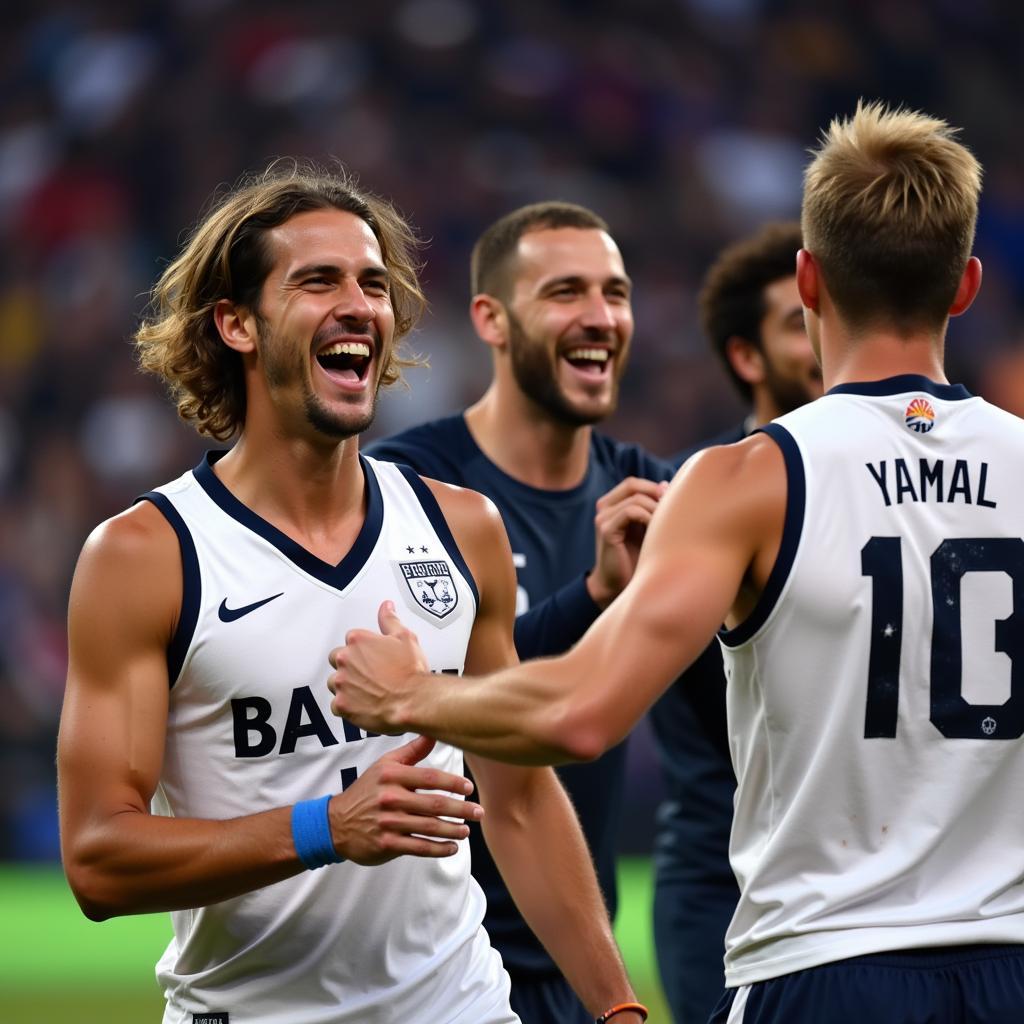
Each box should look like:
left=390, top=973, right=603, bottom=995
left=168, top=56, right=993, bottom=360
left=291, top=795, right=343, bottom=870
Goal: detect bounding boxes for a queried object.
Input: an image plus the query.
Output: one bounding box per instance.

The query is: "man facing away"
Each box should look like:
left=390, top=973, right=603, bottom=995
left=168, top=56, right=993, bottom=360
left=649, top=221, right=821, bottom=1023
left=57, top=163, right=646, bottom=1024
left=367, top=201, right=673, bottom=1024
left=330, top=103, right=1024, bottom=1022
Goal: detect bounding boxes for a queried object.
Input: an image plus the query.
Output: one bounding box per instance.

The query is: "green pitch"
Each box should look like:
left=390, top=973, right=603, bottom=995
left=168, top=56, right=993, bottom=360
left=0, top=860, right=668, bottom=1023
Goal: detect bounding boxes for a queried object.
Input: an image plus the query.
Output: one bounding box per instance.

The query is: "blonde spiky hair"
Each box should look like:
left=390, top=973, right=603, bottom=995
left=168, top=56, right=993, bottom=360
left=802, top=100, right=982, bottom=331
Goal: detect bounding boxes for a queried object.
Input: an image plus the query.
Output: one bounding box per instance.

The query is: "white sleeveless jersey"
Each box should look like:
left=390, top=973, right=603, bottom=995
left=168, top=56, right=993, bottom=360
left=143, top=453, right=517, bottom=1024
left=720, top=375, right=1024, bottom=986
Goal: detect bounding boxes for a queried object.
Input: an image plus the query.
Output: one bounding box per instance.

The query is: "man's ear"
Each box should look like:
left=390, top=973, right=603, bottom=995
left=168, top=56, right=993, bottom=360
left=469, top=294, right=510, bottom=351
left=949, top=256, right=982, bottom=317
left=796, top=248, right=819, bottom=313
left=214, top=299, right=259, bottom=354
left=724, top=336, right=766, bottom=387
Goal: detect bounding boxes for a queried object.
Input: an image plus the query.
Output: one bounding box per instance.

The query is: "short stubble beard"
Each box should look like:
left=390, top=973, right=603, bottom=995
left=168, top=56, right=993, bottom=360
left=762, top=355, right=821, bottom=416
left=255, top=314, right=379, bottom=441
left=303, top=392, right=376, bottom=439
left=507, top=311, right=615, bottom=428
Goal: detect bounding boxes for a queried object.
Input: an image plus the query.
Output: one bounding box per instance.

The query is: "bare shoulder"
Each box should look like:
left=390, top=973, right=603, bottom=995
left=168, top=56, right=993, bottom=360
left=678, top=431, right=785, bottom=490
left=77, top=500, right=180, bottom=581
left=71, top=499, right=183, bottom=643
left=418, top=476, right=508, bottom=550
left=674, top=431, right=786, bottom=519
left=643, top=431, right=789, bottom=582
left=417, top=476, right=515, bottom=609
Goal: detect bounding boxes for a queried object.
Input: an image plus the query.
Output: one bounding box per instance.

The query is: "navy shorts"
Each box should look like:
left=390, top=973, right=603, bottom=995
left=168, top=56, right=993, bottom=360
left=710, top=945, right=1024, bottom=1024
left=507, top=970, right=591, bottom=1024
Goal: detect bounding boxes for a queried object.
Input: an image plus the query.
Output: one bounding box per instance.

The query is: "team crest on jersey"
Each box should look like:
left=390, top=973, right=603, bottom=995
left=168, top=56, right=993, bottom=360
left=904, top=397, right=936, bottom=433
left=396, top=560, right=459, bottom=619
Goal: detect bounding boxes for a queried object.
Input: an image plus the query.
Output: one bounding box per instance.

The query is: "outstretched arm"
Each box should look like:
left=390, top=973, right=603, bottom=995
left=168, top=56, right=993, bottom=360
left=58, top=504, right=481, bottom=920
left=328, top=435, right=786, bottom=763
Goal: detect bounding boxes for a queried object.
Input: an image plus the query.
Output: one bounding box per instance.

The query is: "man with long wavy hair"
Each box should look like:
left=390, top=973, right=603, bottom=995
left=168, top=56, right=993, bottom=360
left=57, top=162, right=643, bottom=1024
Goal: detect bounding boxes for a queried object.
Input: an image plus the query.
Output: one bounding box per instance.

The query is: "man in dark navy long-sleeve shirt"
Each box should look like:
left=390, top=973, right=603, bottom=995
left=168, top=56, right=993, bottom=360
left=369, top=201, right=673, bottom=1024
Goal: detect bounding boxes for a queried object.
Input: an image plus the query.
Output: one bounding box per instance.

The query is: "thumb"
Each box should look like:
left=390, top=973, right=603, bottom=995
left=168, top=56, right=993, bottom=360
left=390, top=734, right=436, bottom=765
left=378, top=599, right=407, bottom=636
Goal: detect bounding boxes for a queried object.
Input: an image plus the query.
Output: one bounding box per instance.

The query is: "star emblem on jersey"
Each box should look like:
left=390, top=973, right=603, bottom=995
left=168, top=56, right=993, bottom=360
left=904, top=397, right=936, bottom=433
left=397, top=560, right=458, bottom=619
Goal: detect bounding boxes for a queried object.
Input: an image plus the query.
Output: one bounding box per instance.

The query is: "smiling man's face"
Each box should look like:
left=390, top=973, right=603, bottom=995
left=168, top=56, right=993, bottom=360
left=502, top=227, right=633, bottom=426
left=251, top=207, right=395, bottom=439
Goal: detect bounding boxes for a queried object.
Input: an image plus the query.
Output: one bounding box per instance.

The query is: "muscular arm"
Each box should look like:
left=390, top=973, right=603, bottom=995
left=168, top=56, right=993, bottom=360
left=330, top=435, right=786, bottom=764
left=424, top=481, right=642, bottom=1020
left=58, top=503, right=479, bottom=921
left=58, top=504, right=302, bottom=918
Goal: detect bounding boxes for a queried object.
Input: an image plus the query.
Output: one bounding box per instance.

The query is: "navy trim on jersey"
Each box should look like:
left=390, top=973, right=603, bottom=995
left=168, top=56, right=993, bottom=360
left=827, top=375, right=972, bottom=401
left=395, top=463, right=480, bottom=610
left=720, top=423, right=806, bottom=648
left=192, top=451, right=384, bottom=591
left=138, top=491, right=201, bottom=688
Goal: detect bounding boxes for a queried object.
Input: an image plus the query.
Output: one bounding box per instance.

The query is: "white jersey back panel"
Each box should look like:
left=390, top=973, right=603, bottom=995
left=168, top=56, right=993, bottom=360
left=145, top=453, right=516, bottom=1024
left=720, top=376, right=1024, bottom=986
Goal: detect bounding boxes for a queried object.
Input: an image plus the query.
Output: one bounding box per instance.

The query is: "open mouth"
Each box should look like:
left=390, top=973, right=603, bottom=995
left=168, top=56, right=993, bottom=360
left=316, top=341, right=372, bottom=382
left=563, top=346, right=612, bottom=377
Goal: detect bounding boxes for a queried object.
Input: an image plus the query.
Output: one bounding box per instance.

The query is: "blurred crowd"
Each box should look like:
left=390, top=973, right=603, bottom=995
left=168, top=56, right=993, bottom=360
left=3, top=0, right=1023, bottom=860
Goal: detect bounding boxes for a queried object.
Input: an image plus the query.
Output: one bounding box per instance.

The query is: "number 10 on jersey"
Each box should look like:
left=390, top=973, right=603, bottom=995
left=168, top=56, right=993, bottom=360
left=861, top=536, right=1024, bottom=740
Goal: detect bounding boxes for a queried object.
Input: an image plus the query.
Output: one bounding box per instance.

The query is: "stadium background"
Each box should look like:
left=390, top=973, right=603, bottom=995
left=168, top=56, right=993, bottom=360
left=1, top=2, right=1022, bottom=1020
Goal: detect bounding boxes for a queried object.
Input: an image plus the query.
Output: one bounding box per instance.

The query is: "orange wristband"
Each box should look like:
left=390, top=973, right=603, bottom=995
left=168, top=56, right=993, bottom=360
left=595, top=1002, right=649, bottom=1023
